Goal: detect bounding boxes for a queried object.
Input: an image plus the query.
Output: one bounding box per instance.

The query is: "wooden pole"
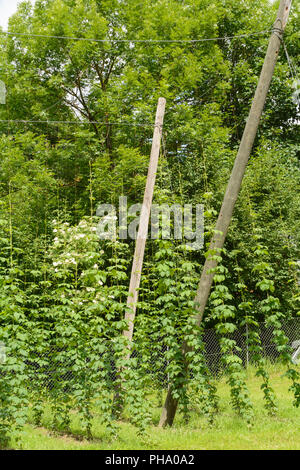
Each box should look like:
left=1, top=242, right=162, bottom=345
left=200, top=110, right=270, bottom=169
left=123, top=97, right=166, bottom=345
left=159, top=0, right=292, bottom=427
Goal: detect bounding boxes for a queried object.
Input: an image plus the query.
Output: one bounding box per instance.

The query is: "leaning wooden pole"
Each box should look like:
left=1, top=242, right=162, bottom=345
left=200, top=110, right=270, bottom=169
left=123, top=97, right=166, bottom=346
left=159, top=0, right=292, bottom=427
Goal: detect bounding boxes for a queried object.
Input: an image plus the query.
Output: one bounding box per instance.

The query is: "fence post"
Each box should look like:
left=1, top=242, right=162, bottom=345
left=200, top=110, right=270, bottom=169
left=245, top=323, right=249, bottom=368
left=123, top=97, right=166, bottom=349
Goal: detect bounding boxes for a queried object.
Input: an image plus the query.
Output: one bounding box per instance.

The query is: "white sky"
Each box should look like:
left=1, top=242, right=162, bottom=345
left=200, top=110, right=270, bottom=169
left=0, top=0, right=35, bottom=29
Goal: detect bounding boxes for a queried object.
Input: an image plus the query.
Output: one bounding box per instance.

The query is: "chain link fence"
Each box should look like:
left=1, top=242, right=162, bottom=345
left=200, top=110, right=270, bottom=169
left=203, top=317, right=300, bottom=375
left=23, top=317, right=300, bottom=391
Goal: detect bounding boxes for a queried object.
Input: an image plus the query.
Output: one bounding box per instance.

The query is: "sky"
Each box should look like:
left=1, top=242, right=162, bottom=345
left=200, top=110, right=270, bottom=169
left=0, top=0, right=35, bottom=29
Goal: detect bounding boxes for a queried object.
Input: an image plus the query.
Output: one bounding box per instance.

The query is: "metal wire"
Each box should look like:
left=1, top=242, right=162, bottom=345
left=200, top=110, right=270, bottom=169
left=0, top=119, right=155, bottom=127
left=0, top=29, right=271, bottom=43
left=283, top=42, right=298, bottom=81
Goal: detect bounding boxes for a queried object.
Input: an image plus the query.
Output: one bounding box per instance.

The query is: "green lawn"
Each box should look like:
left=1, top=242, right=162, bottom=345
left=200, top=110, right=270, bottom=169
left=13, top=364, right=300, bottom=450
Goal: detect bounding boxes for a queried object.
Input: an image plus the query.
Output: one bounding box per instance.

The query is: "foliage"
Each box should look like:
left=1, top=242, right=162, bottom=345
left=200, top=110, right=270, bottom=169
left=0, top=0, right=299, bottom=446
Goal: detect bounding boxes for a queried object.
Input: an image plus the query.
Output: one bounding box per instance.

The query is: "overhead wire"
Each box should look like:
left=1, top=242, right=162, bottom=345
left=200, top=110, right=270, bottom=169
left=281, top=40, right=299, bottom=108
left=0, top=119, right=155, bottom=127
left=283, top=42, right=298, bottom=81
left=0, top=29, right=271, bottom=43
left=0, top=24, right=277, bottom=129
left=0, top=21, right=297, bottom=129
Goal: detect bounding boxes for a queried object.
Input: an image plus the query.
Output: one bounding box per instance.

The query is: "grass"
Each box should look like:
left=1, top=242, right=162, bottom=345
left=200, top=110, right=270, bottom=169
left=12, top=363, right=300, bottom=450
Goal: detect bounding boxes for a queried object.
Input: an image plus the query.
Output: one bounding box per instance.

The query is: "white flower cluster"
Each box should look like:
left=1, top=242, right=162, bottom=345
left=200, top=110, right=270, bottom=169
left=53, top=258, right=76, bottom=266
left=86, top=287, right=96, bottom=292
left=50, top=219, right=105, bottom=284
left=74, top=233, right=85, bottom=240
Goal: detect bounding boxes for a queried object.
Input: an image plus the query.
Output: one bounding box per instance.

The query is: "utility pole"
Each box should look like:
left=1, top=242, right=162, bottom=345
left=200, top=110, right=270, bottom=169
left=159, top=0, right=292, bottom=427
left=123, top=97, right=166, bottom=347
